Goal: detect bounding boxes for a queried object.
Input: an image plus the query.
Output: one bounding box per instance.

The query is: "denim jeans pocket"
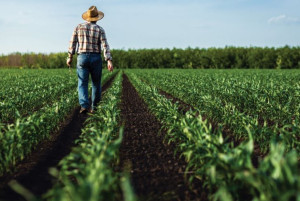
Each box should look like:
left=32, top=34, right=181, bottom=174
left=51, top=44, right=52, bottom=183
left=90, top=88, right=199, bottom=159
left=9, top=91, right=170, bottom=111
left=77, top=55, right=86, bottom=69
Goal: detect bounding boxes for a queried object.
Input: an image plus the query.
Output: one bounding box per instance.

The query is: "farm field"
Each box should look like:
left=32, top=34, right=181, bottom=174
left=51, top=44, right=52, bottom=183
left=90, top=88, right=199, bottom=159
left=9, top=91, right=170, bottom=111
left=0, top=69, right=299, bottom=201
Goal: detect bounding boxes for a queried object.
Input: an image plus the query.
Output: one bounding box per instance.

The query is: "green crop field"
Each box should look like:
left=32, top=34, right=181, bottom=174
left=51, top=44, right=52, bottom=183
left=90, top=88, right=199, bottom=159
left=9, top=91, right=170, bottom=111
left=0, top=68, right=299, bottom=201
left=0, top=69, right=113, bottom=176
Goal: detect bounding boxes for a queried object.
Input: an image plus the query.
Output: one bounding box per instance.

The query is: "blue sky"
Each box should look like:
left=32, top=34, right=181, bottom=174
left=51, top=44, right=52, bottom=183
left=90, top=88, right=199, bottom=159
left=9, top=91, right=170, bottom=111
left=0, top=0, right=299, bottom=54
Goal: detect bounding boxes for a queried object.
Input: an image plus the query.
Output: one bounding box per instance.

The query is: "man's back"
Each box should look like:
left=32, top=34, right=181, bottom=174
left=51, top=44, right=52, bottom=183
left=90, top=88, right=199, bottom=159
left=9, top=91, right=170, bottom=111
left=68, top=22, right=112, bottom=61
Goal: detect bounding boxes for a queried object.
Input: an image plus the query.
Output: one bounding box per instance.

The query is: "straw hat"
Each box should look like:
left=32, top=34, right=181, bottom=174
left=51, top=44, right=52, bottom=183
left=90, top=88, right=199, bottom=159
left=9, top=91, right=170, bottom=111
left=82, top=6, right=104, bottom=22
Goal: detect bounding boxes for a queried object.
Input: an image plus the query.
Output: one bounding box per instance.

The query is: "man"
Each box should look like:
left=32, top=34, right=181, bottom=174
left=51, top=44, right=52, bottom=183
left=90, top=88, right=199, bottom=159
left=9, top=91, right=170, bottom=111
left=67, top=6, right=114, bottom=114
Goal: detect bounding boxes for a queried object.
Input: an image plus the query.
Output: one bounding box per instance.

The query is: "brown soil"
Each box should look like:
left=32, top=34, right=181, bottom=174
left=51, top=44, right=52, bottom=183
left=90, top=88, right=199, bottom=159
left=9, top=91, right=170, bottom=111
left=119, top=74, right=206, bottom=201
left=0, top=73, right=116, bottom=201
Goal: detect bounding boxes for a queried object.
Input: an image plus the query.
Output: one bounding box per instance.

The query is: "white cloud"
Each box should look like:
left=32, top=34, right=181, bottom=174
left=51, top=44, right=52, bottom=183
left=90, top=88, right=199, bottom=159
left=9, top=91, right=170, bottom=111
left=268, top=14, right=300, bottom=24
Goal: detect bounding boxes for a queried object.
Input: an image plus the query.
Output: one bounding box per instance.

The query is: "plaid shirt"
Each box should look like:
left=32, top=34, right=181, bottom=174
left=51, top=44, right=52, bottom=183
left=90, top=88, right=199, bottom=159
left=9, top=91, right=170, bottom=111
left=68, top=22, right=112, bottom=61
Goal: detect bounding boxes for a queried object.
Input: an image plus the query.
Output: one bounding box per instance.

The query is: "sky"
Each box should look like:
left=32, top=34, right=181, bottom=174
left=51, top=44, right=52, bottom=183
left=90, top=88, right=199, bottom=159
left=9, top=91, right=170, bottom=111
left=0, top=0, right=299, bottom=54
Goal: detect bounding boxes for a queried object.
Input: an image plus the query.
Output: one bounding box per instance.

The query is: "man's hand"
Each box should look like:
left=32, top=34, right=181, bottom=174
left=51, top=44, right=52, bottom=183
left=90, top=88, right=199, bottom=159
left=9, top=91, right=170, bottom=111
left=107, top=60, right=114, bottom=72
left=66, top=57, right=72, bottom=67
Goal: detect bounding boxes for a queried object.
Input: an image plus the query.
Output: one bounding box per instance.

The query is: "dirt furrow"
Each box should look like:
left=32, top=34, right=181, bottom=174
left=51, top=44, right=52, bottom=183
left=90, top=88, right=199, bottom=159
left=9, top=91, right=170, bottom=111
left=0, top=73, right=116, bottom=201
left=119, top=74, right=204, bottom=201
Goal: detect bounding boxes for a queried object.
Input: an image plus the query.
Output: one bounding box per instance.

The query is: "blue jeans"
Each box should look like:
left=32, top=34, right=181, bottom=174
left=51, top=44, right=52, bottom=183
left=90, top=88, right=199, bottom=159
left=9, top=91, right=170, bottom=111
left=76, top=53, right=102, bottom=110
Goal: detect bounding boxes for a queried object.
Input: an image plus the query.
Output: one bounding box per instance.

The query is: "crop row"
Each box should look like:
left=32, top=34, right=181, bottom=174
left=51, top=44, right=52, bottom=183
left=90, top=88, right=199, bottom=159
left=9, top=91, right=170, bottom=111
left=137, top=69, right=300, bottom=124
left=44, top=72, right=135, bottom=201
left=0, top=70, right=114, bottom=177
left=132, top=69, right=300, bottom=153
left=125, top=71, right=300, bottom=201
left=0, top=69, right=82, bottom=123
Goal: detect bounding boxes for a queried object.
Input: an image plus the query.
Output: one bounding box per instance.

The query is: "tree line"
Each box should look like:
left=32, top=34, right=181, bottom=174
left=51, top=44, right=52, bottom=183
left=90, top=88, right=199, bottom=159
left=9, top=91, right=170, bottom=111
left=0, top=46, right=299, bottom=69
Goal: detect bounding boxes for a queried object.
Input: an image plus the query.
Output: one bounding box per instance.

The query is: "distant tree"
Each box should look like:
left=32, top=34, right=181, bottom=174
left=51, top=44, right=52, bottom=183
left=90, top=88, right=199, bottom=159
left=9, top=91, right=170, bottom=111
left=0, top=47, right=299, bottom=69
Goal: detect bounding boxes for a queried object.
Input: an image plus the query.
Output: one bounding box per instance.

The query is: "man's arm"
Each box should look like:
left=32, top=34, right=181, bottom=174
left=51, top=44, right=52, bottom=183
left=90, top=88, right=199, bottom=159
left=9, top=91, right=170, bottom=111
left=100, top=27, right=114, bottom=72
left=67, top=27, right=78, bottom=67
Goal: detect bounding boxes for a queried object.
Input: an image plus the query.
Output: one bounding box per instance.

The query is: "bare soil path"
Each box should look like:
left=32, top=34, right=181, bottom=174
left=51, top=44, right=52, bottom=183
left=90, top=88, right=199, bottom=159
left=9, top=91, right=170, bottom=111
left=0, top=73, right=116, bottom=201
left=119, top=74, right=205, bottom=201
